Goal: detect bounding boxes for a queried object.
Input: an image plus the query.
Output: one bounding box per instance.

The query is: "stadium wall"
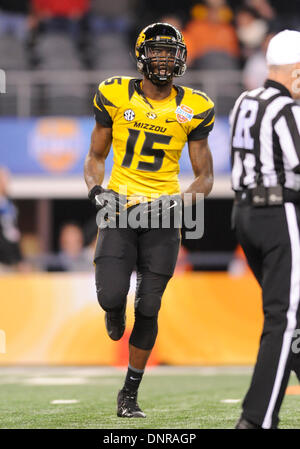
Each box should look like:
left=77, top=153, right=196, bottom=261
left=0, top=117, right=230, bottom=176
left=0, top=272, right=262, bottom=366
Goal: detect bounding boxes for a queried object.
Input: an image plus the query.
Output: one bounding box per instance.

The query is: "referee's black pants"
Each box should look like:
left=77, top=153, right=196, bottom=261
left=233, top=201, right=300, bottom=428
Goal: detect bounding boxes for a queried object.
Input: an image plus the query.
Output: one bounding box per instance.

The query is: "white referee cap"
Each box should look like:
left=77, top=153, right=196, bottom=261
left=266, top=30, right=300, bottom=65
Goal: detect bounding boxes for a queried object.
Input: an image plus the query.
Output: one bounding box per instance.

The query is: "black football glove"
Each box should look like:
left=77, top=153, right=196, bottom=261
left=141, top=194, right=182, bottom=220
left=88, top=185, right=106, bottom=209
left=88, top=185, right=128, bottom=218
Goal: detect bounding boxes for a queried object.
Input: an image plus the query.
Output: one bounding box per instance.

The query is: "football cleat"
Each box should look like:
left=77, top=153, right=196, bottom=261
left=117, top=388, right=146, bottom=418
left=104, top=303, right=126, bottom=341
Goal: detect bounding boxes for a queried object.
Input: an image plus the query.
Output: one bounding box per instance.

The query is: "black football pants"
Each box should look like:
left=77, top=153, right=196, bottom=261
left=94, top=225, right=180, bottom=350
left=233, top=202, right=300, bottom=428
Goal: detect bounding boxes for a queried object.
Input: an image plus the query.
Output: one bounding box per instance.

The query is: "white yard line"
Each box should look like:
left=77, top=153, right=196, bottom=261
left=24, top=377, right=88, bottom=385
left=0, top=365, right=253, bottom=379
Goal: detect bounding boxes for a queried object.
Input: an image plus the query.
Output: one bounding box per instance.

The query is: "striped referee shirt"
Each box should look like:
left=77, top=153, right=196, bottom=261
left=230, top=79, right=300, bottom=191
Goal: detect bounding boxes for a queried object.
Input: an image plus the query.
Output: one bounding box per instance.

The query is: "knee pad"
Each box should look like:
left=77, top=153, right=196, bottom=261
left=96, top=282, right=127, bottom=312
left=135, top=292, right=162, bottom=317
left=95, top=259, right=130, bottom=312
left=134, top=271, right=171, bottom=317
left=129, top=310, right=158, bottom=350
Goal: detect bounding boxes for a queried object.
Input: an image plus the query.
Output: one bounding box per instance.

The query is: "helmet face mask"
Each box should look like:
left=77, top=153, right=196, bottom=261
left=135, top=23, right=187, bottom=85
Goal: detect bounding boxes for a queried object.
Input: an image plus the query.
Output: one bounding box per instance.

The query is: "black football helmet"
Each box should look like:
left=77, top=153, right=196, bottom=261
left=135, top=23, right=187, bottom=85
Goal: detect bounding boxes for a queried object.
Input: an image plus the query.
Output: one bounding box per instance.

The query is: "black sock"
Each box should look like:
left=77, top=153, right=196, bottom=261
left=123, top=364, right=144, bottom=393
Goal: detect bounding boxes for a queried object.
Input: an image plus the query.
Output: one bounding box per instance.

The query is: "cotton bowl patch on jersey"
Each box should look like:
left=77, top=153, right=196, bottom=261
left=175, top=105, right=193, bottom=123
left=124, top=109, right=135, bottom=121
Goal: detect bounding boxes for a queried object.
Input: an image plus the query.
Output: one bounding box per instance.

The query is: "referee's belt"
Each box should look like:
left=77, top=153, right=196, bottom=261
left=235, top=186, right=300, bottom=207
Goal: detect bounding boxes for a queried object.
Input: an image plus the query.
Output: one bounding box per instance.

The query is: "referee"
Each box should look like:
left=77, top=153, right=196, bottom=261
left=230, top=30, right=300, bottom=429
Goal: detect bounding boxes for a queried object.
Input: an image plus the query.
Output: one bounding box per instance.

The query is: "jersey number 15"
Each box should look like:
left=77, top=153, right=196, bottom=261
left=122, top=129, right=171, bottom=172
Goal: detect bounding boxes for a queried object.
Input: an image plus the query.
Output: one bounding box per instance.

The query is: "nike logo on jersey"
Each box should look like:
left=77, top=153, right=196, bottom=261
left=165, top=119, right=177, bottom=123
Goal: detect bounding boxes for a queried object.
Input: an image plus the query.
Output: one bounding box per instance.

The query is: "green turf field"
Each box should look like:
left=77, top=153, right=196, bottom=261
left=0, top=367, right=298, bottom=429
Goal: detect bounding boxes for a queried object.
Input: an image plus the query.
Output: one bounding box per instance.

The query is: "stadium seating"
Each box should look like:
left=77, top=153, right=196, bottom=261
left=92, top=32, right=134, bottom=70
left=43, top=83, right=90, bottom=116
left=192, top=51, right=239, bottom=71
left=0, top=34, right=28, bottom=70
left=35, top=33, right=84, bottom=70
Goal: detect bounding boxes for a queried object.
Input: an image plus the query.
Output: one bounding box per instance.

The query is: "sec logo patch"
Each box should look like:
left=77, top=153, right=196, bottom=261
left=124, top=109, right=135, bottom=121
left=175, top=105, right=194, bottom=123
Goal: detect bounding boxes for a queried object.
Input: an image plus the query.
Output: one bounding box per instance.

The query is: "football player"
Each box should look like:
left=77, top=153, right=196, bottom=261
left=84, top=22, right=215, bottom=418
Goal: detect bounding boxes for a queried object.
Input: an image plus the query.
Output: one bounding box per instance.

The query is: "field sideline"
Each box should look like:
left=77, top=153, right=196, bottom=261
left=0, top=366, right=299, bottom=429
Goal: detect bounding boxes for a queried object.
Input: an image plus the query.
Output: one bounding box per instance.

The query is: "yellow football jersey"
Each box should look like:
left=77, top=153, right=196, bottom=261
left=93, top=76, right=214, bottom=200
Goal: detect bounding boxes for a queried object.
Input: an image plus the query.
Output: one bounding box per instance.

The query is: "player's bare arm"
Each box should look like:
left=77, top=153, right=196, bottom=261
left=84, top=122, right=112, bottom=192
left=184, top=137, right=214, bottom=202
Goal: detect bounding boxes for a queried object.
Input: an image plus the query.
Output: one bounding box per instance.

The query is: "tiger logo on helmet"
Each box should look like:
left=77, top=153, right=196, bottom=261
left=135, top=23, right=187, bottom=85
